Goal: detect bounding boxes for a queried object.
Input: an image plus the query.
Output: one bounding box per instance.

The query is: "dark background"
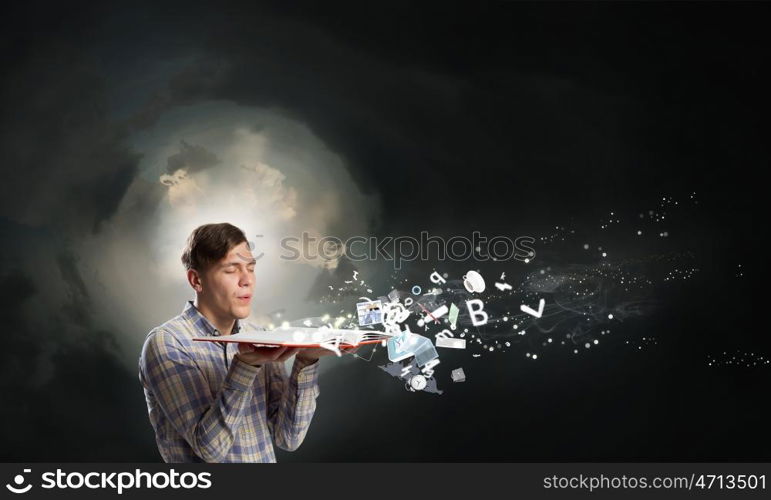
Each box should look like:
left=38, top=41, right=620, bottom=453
left=0, top=2, right=766, bottom=461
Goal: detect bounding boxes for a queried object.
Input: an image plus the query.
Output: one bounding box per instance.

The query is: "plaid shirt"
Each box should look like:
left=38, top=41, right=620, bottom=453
left=138, top=301, right=320, bottom=463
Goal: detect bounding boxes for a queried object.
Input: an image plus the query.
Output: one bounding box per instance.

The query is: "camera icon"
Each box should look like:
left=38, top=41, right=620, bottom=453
left=5, top=469, right=32, bottom=494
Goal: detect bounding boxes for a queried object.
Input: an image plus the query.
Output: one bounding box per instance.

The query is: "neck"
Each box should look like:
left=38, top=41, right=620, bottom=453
left=194, top=297, right=236, bottom=335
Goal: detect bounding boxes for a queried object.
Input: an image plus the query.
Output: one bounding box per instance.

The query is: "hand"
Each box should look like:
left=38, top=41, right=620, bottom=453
left=235, top=344, right=300, bottom=366
left=295, top=345, right=359, bottom=364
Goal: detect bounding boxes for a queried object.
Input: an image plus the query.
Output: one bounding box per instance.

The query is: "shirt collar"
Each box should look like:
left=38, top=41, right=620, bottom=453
left=182, top=300, right=242, bottom=337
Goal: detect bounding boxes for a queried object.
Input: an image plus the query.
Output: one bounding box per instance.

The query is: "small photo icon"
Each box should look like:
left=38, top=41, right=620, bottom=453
left=356, top=300, right=383, bottom=326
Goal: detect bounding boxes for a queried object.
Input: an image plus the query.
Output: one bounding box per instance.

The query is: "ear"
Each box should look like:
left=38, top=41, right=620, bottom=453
left=187, top=268, right=203, bottom=292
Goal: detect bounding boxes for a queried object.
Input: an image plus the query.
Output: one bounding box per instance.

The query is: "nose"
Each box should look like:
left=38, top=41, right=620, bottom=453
left=239, top=269, right=254, bottom=287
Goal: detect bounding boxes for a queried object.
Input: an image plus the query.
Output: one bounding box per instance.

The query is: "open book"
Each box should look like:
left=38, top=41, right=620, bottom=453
left=192, top=326, right=390, bottom=348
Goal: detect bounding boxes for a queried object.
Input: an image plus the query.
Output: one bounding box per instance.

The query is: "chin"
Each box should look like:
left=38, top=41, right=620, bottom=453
left=233, top=305, right=251, bottom=318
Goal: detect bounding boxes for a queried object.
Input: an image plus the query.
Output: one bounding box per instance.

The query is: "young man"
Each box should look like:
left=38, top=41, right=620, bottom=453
left=138, top=222, right=338, bottom=462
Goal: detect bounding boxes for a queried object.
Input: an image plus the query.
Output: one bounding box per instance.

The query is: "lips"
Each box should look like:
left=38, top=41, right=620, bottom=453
left=237, top=295, right=252, bottom=300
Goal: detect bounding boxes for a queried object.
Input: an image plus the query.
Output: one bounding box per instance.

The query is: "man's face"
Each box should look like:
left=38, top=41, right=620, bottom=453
left=199, top=241, right=255, bottom=320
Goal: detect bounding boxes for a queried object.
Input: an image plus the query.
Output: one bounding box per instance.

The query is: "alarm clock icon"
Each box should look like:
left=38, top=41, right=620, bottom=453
left=408, top=374, right=427, bottom=391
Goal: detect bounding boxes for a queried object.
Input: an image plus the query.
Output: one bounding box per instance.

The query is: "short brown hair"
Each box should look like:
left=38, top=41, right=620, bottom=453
left=181, top=223, right=248, bottom=272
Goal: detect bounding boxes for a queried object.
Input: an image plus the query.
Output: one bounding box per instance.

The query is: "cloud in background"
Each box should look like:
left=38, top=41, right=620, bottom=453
left=81, top=101, right=380, bottom=366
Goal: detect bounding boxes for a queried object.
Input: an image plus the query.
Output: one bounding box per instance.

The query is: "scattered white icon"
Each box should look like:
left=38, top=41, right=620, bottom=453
left=451, top=368, right=466, bottom=383
left=409, top=374, right=427, bottom=391
left=417, top=304, right=448, bottom=327
left=435, top=337, right=466, bottom=349
left=462, top=270, right=486, bottom=293
left=520, top=298, right=545, bottom=319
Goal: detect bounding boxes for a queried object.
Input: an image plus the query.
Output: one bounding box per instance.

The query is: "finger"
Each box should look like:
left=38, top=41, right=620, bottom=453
left=238, top=342, right=257, bottom=354
left=247, top=347, right=270, bottom=356
left=277, top=348, right=300, bottom=362
left=268, top=346, right=289, bottom=360
left=252, top=346, right=278, bottom=355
